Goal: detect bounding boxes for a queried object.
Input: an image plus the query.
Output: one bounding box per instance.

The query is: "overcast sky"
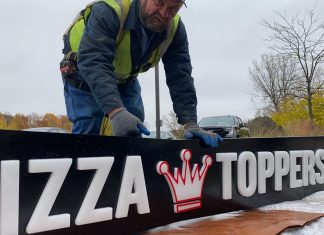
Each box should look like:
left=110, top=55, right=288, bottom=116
left=0, top=0, right=323, bottom=129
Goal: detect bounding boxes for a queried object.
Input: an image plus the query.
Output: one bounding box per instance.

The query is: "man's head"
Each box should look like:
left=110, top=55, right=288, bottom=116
left=140, top=0, right=184, bottom=32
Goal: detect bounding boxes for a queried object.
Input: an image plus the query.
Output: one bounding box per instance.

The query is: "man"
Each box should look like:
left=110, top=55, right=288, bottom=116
left=61, top=0, right=222, bottom=147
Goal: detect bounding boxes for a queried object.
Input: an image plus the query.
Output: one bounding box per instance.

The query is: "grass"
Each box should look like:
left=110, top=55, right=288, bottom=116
left=250, top=120, right=324, bottom=137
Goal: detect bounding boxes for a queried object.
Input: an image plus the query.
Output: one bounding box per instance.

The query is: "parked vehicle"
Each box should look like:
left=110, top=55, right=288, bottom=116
left=198, top=115, right=250, bottom=138
left=143, top=130, right=175, bottom=139
left=23, top=127, right=70, bottom=134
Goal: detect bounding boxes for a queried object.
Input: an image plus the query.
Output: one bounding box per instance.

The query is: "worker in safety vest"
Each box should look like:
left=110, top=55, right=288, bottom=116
left=61, top=0, right=222, bottom=147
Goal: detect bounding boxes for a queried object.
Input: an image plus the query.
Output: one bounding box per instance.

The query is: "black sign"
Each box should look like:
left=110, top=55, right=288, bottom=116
left=0, top=130, right=324, bottom=234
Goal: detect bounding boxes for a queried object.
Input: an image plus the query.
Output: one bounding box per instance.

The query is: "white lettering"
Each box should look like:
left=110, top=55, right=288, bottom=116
left=1, top=161, right=20, bottom=235
left=315, top=149, right=324, bottom=184
left=237, top=152, right=257, bottom=197
left=289, top=151, right=303, bottom=188
left=115, top=156, right=150, bottom=218
left=216, top=153, right=237, bottom=200
left=274, top=151, right=290, bottom=191
left=302, top=150, right=316, bottom=186
left=75, top=157, right=114, bottom=225
left=257, top=152, right=274, bottom=194
left=26, top=159, right=72, bottom=234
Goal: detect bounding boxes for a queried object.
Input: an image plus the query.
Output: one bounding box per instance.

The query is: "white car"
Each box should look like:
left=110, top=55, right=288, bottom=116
left=143, top=130, right=175, bottom=139
left=23, top=127, right=70, bottom=134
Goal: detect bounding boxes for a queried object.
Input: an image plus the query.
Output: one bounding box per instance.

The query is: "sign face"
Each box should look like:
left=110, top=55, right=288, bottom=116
left=0, top=130, right=324, bottom=234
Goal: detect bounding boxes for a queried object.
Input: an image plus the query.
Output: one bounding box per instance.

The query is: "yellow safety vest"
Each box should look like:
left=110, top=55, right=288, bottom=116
left=65, top=0, right=180, bottom=83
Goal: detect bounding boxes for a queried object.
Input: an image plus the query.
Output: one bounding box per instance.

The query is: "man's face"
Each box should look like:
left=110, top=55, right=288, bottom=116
left=140, top=0, right=183, bottom=32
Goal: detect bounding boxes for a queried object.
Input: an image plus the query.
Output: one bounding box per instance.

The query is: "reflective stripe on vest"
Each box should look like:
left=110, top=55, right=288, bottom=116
left=65, top=0, right=179, bottom=83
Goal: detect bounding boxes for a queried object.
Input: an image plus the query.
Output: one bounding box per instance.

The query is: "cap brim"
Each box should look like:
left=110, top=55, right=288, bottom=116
left=179, top=0, right=187, bottom=7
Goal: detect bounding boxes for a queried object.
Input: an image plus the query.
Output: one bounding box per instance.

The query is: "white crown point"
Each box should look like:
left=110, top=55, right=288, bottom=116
left=157, top=161, right=169, bottom=175
left=180, top=149, right=192, bottom=162
left=203, top=155, right=213, bottom=166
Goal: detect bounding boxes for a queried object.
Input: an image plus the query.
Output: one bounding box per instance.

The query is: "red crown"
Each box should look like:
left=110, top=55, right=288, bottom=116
left=156, top=149, right=213, bottom=213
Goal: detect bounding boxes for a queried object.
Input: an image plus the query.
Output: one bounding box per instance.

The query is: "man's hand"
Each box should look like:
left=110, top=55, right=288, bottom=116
left=109, top=108, right=150, bottom=137
left=184, top=123, right=223, bottom=147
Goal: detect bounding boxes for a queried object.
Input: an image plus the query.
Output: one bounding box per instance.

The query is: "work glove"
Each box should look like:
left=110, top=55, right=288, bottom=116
left=184, top=123, right=223, bottom=147
left=109, top=108, right=150, bottom=137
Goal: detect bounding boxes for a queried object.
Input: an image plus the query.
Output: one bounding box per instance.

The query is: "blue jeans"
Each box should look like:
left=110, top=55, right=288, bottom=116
left=63, top=78, right=144, bottom=134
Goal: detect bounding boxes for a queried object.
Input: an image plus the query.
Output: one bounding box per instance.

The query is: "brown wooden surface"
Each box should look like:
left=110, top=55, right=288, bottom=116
left=145, top=210, right=324, bottom=235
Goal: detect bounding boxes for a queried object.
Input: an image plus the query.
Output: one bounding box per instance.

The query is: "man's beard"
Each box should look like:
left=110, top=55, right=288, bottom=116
left=140, top=3, right=170, bottom=32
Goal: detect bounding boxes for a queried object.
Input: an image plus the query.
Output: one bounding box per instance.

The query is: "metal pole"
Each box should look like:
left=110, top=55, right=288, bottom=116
left=155, top=63, right=161, bottom=139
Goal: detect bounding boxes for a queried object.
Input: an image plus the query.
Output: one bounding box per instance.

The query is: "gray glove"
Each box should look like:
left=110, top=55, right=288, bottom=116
left=109, top=108, right=150, bottom=137
left=184, top=123, right=223, bottom=147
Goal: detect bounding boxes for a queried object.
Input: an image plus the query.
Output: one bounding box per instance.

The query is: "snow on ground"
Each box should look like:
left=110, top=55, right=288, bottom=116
left=148, top=191, right=324, bottom=234
left=261, top=191, right=324, bottom=235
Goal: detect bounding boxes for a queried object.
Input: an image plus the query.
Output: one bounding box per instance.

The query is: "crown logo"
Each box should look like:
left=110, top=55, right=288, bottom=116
left=156, top=149, right=213, bottom=213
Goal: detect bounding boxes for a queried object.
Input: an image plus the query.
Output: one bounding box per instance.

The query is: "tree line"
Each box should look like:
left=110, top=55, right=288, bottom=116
left=0, top=112, right=72, bottom=131
left=250, top=7, right=324, bottom=133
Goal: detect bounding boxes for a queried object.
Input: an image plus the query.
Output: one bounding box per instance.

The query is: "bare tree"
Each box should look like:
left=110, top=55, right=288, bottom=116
left=263, top=7, right=324, bottom=124
left=28, top=112, right=41, bottom=128
left=163, top=111, right=184, bottom=139
left=249, top=54, right=297, bottom=113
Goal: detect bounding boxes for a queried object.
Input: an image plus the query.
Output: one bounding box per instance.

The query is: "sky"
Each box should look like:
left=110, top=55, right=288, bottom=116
left=0, top=0, right=323, bottom=129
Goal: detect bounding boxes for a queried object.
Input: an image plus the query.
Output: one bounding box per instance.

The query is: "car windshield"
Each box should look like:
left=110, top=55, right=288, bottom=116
left=144, top=131, right=171, bottom=139
left=23, top=127, right=69, bottom=133
left=199, top=116, right=235, bottom=127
